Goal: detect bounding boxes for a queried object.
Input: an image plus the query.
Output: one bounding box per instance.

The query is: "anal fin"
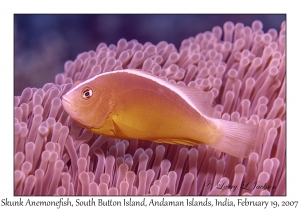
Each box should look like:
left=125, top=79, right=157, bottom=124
left=152, top=138, right=200, bottom=146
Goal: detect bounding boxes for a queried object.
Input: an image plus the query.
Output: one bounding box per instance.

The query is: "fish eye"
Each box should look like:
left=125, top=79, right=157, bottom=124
left=82, top=88, right=93, bottom=99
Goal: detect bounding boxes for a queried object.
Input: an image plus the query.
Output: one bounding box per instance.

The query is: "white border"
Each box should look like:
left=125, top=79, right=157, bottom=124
left=2, top=1, right=297, bottom=210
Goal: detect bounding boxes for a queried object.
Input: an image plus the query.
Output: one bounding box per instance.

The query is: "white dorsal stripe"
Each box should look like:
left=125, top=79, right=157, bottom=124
left=66, top=69, right=207, bottom=116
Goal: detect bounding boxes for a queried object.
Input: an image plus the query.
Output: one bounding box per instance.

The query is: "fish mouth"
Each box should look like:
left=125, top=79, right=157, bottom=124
left=62, top=95, right=77, bottom=112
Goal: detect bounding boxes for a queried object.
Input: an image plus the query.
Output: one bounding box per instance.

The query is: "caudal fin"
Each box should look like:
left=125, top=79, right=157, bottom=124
left=209, top=118, right=264, bottom=158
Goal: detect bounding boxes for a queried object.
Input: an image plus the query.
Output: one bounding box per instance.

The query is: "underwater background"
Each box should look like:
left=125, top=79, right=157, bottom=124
left=14, top=14, right=285, bottom=95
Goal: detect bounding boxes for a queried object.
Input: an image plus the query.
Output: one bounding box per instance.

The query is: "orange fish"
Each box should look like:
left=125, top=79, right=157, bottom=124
left=62, top=69, right=262, bottom=158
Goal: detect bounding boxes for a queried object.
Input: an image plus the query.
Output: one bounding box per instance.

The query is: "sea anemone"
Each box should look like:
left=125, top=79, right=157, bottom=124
left=14, top=20, right=286, bottom=196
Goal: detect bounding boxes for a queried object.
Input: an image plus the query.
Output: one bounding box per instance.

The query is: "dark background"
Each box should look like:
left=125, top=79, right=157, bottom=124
left=14, top=14, right=286, bottom=96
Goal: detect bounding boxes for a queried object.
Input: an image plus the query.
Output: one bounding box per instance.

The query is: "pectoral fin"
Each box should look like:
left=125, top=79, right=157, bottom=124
left=112, top=116, right=147, bottom=139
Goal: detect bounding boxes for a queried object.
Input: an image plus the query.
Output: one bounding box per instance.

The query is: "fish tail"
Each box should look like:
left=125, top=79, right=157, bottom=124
left=208, top=118, right=264, bottom=158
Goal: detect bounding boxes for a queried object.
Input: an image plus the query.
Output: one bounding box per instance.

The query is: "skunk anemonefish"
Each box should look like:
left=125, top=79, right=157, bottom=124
left=62, top=69, right=263, bottom=158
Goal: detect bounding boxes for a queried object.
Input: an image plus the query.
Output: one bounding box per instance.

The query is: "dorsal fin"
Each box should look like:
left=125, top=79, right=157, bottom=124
left=169, top=83, right=216, bottom=118
left=121, top=69, right=216, bottom=118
